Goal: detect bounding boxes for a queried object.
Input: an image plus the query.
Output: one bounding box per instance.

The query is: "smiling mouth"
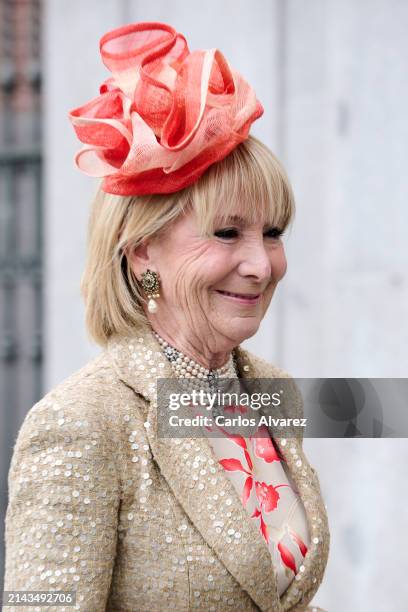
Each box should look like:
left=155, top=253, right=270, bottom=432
left=215, top=289, right=262, bottom=303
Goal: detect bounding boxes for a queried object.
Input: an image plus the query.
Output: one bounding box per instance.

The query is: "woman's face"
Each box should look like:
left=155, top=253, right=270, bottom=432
left=131, top=206, right=287, bottom=356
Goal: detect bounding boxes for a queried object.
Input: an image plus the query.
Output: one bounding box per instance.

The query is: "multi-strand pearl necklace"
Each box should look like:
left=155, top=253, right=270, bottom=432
left=153, top=331, right=240, bottom=422
left=153, top=331, right=237, bottom=381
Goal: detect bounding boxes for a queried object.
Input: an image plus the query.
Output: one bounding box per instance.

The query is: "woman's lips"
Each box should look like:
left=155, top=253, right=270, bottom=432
left=215, top=289, right=262, bottom=305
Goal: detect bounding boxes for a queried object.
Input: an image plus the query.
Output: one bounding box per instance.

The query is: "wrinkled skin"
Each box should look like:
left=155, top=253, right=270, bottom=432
left=127, top=207, right=287, bottom=369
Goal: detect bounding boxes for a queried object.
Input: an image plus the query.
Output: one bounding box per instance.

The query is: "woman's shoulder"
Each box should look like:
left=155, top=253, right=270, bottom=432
left=14, top=350, right=146, bottom=453
left=29, top=351, right=124, bottom=410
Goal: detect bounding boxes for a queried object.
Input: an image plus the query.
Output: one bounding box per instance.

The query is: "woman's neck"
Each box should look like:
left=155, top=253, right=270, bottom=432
left=150, top=325, right=232, bottom=370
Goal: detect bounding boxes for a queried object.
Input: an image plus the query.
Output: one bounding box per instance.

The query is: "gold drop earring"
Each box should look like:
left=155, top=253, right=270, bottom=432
left=140, top=269, right=160, bottom=313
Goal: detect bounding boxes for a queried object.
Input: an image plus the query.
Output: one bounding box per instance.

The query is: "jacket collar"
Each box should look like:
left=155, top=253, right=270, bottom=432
left=107, top=325, right=329, bottom=612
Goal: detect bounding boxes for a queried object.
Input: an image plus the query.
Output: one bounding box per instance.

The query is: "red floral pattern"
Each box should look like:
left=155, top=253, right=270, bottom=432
left=202, top=410, right=311, bottom=595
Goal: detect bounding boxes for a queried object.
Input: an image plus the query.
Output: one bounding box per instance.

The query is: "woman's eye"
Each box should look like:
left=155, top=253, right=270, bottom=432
left=264, top=227, right=283, bottom=239
left=213, top=228, right=239, bottom=239
left=213, top=227, right=284, bottom=240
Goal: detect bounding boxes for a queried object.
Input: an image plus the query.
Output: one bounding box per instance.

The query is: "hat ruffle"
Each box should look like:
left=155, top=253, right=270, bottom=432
left=69, top=22, right=263, bottom=195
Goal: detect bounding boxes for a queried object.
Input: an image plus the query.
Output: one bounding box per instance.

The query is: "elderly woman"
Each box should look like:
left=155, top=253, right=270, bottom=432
left=4, top=22, right=329, bottom=612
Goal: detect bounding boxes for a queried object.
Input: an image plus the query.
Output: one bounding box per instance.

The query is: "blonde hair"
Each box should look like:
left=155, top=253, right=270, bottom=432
left=81, top=135, right=296, bottom=346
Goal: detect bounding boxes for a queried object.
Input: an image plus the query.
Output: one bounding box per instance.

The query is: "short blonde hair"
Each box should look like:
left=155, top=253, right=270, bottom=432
left=81, top=135, right=296, bottom=346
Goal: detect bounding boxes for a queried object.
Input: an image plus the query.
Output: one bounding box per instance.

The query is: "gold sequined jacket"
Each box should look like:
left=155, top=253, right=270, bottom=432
left=4, top=325, right=330, bottom=611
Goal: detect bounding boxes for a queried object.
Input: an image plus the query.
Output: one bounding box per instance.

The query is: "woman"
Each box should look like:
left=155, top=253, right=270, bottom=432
left=3, top=22, right=329, bottom=611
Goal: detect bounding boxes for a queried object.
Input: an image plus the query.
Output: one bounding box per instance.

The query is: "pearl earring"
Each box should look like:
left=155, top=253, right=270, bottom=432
left=140, top=269, right=160, bottom=313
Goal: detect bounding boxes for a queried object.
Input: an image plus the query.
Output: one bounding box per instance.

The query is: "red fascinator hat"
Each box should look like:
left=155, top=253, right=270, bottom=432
left=68, top=22, right=264, bottom=196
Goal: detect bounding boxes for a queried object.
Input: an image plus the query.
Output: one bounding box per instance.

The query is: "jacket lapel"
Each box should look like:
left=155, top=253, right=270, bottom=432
left=107, top=327, right=328, bottom=612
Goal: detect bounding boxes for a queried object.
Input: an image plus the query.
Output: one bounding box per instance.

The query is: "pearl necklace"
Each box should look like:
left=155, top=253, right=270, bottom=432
left=153, top=331, right=237, bottom=381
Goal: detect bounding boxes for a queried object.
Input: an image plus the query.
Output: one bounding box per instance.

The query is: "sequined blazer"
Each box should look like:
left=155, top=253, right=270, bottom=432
left=4, top=325, right=330, bottom=611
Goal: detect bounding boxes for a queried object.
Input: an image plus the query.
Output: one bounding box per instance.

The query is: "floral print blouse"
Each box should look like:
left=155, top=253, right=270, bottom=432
left=166, top=349, right=311, bottom=598
left=206, top=421, right=311, bottom=596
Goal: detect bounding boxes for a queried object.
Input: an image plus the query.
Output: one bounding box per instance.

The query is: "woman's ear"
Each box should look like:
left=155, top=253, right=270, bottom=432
left=125, top=241, right=155, bottom=280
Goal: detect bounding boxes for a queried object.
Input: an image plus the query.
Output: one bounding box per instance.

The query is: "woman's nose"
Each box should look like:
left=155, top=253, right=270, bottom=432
left=237, top=240, right=272, bottom=282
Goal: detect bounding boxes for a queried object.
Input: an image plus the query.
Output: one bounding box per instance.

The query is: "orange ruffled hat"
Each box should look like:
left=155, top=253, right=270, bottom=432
left=68, top=22, right=264, bottom=196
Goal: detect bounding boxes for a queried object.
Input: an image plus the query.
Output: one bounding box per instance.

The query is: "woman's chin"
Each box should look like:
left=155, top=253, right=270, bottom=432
left=220, top=317, right=261, bottom=344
